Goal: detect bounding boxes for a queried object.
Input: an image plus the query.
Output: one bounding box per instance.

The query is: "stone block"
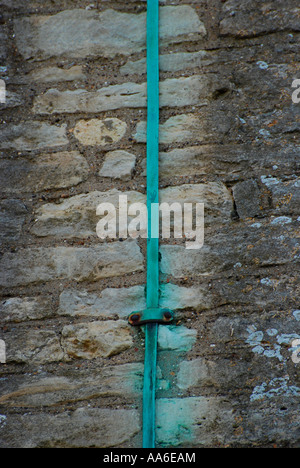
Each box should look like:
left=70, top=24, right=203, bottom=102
left=120, top=50, right=214, bottom=75
left=31, top=182, right=232, bottom=238
left=0, top=122, right=68, bottom=151
left=156, top=397, right=234, bottom=447
left=0, top=241, right=144, bottom=287
left=0, top=407, right=140, bottom=448
left=0, top=199, right=27, bottom=243
left=5, top=329, right=64, bottom=364
left=0, top=152, right=89, bottom=193
left=220, top=0, right=300, bottom=37
left=14, top=7, right=206, bottom=60
left=99, top=150, right=136, bottom=180
left=33, top=76, right=223, bottom=114
left=0, top=363, right=144, bottom=408
left=134, top=112, right=232, bottom=145
left=61, top=320, right=133, bottom=360
left=73, top=118, right=127, bottom=146
left=0, top=296, right=53, bottom=323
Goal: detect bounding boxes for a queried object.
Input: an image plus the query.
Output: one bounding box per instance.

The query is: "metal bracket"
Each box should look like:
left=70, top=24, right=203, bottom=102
left=128, top=308, right=174, bottom=326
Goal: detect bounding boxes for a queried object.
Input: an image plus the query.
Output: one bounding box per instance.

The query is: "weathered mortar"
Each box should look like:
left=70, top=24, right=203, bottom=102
left=0, top=0, right=299, bottom=448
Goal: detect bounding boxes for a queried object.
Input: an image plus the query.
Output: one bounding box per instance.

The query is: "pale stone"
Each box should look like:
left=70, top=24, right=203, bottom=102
left=29, top=65, right=85, bottom=83
left=160, top=244, right=226, bottom=278
left=99, top=150, right=136, bottom=179
left=0, top=152, right=89, bottom=193
left=58, top=282, right=211, bottom=319
left=14, top=7, right=206, bottom=61
left=31, top=189, right=146, bottom=238
left=134, top=113, right=231, bottom=145
left=177, top=359, right=211, bottom=390
left=0, top=122, right=68, bottom=151
left=58, top=285, right=146, bottom=319
left=6, top=329, right=64, bottom=364
left=31, top=183, right=231, bottom=238
left=0, top=297, right=53, bottom=323
left=120, top=50, right=214, bottom=75
left=61, top=320, right=133, bottom=359
left=0, top=407, right=140, bottom=448
left=0, top=241, right=144, bottom=287
left=141, top=146, right=225, bottom=178
left=160, top=183, right=233, bottom=226
left=73, top=118, right=127, bottom=146
left=160, top=283, right=212, bottom=312
left=158, top=325, right=197, bottom=352
left=33, top=76, right=216, bottom=115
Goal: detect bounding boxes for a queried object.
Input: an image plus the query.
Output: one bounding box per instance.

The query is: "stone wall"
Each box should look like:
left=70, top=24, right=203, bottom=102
left=0, top=0, right=299, bottom=448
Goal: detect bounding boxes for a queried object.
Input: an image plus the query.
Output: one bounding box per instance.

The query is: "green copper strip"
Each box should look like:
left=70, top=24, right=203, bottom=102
left=143, top=0, right=160, bottom=449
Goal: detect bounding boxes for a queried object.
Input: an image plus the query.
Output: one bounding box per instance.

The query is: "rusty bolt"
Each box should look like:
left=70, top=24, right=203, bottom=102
left=163, top=311, right=172, bottom=321
left=130, top=314, right=141, bottom=324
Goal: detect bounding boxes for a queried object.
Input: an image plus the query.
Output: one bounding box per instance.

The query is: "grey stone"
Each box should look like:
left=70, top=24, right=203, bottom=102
left=213, top=268, right=300, bottom=310
left=33, top=76, right=216, bottom=115
left=61, top=320, right=133, bottom=360
left=207, top=313, right=300, bottom=366
left=73, top=118, right=127, bottom=146
left=0, top=27, right=7, bottom=60
left=0, top=152, right=89, bottom=193
left=0, top=199, right=27, bottom=243
left=233, top=179, right=262, bottom=219
left=0, top=296, right=53, bottom=323
left=120, top=50, right=214, bottom=75
left=261, top=176, right=300, bottom=216
left=0, top=407, right=140, bottom=448
left=142, top=143, right=299, bottom=182
left=99, top=150, right=136, bottom=180
left=0, top=122, right=68, bottom=151
left=0, top=90, right=23, bottom=109
left=0, top=362, right=144, bottom=408
left=14, top=6, right=206, bottom=61
left=220, top=0, right=300, bottom=37
left=0, top=241, right=144, bottom=287
left=160, top=223, right=300, bottom=278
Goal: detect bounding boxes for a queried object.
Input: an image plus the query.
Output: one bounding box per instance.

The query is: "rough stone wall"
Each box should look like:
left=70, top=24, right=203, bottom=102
left=0, top=0, right=299, bottom=448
